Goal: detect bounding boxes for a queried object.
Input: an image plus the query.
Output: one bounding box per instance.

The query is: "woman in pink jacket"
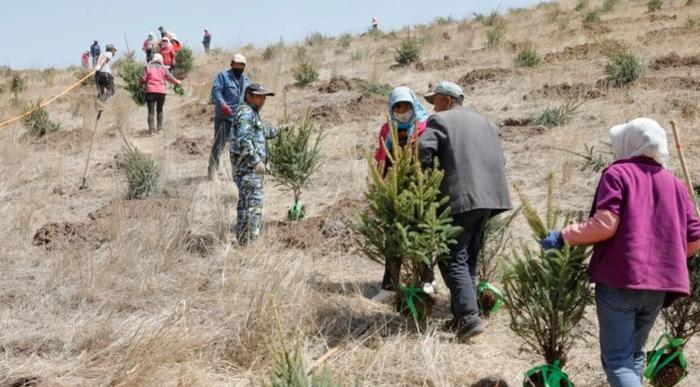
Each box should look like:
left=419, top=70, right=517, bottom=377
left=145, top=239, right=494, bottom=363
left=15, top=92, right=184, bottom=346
left=139, top=53, right=181, bottom=133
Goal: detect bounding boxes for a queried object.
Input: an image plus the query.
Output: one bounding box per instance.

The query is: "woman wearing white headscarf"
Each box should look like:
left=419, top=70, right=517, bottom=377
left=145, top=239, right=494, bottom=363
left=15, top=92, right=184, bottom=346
left=540, top=118, right=700, bottom=386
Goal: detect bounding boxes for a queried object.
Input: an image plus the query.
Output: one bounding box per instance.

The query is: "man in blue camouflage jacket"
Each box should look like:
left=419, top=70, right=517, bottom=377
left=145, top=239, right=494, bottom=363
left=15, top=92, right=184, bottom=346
left=230, top=84, right=279, bottom=245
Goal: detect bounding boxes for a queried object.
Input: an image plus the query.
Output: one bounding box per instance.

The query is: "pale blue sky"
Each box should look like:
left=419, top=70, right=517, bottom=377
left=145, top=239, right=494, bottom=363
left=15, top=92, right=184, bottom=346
left=0, top=0, right=543, bottom=69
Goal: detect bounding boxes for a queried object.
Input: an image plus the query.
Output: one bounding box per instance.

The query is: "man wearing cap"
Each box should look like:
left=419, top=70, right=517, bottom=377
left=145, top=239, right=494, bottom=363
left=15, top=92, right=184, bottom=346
left=94, top=44, right=118, bottom=109
left=230, top=83, right=279, bottom=245
left=202, top=29, right=212, bottom=54
left=209, top=53, right=251, bottom=180
left=90, top=41, right=101, bottom=68
left=420, top=81, right=511, bottom=341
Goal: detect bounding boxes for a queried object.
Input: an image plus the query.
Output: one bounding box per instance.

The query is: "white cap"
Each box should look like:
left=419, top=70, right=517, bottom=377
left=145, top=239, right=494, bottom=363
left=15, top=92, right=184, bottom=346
left=170, top=33, right=178, bottom=40
left=232, top=53, right=247, bottom=65
left=151, top=53, right=163, bottom=64
left=148, top=32, right=154, bottom=37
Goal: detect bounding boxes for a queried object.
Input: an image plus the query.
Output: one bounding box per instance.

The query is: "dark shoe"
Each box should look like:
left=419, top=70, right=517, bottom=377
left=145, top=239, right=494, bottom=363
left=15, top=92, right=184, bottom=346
left=445, top=317, right=484, bottom=341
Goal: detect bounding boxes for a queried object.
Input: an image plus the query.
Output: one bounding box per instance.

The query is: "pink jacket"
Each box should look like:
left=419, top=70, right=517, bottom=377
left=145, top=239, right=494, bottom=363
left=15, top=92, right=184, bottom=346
left=374, top=119, right=427, bottom=176
left=140, top=63, right=179, bottom=94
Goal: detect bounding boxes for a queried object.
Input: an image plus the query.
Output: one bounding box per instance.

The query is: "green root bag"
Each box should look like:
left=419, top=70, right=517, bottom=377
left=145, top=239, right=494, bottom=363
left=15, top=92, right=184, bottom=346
left=523, top=361, right=574, bottom=387
left=644, top=333, right=688, bottom=386
left=398, top=285, right=428, bottom=323
left=288, top=200, right=306, bottom=221
left=173, top=84, right=184, bottom=96
left=477, top=281, right=505, bottom=315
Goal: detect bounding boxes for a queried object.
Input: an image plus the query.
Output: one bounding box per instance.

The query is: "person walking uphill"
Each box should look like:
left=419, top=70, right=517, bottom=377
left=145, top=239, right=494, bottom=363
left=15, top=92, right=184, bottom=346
left=230, top=84, right=279, bottom=245
left=209, top=53, right=250, bottom=180
left=419, top=81, right=511, bottom=341
left=94, top=44, right=118, bottom=110
left=202, top=29, right=212, bottom=54
left=540, top=118, right=700, bottom=387
left=143, top=32, right=157, bottom=62
left=372, top=86, right=432, bottom=303
left=90, top=40, right=100, bottom=67
left=139, top=53, right=182, bottom=133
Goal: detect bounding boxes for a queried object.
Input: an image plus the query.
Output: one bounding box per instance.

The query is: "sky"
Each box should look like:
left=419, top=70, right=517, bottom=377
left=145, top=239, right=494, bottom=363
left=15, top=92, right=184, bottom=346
left=0, top=0, right=544, bottom=69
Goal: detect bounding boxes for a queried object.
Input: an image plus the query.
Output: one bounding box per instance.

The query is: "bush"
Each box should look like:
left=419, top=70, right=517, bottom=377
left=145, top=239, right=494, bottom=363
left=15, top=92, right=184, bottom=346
left=262, top=44, right=278, bottom=61
left=10, top=74, right=25, bottom=100
left=574, top=0, right=589, bottom=11
left=305, top=32, right=328, bottom=47
left=174, top=46, right=194, bottom=79
left=514, top=45, right=542, bottom=67
left=361, top=81, right=392, bottom=96
left=583, top=11, right=600, bottom=24
left=366, top=27, right=384, bottom=39
left=124, top=148, right=160, bottom=199
left=434, top=15, right=456, bottom=25
left=474, top=11, right=504, bottom=27
left=394, top=36, right=421, bottom=65
left=117, top=51, right=146, bottom=105
left=601, top=0, right=619, bottom=12
left=687, top=15, right=700, bottom=27
left=533, top=101, right=582, bottom=128
left=293, top=48, right=319, bottom=86
left=268, top=113, right=323, bottom=220
left=338, top=33, right=353, bottom=49
left=662, top=254, right=700, bottom=341
left=648, top=0, right=663, bottom=12
left=22, top=100, right=60, bottom=136
left=486, top=24, right=506, bottom=49
left=605, top=51, right=644, bottom=87
left=688, top=0, right=696, bottom=5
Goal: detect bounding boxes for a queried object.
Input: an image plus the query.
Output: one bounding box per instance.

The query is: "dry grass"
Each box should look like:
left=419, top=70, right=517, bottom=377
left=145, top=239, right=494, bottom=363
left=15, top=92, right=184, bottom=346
left=1, top=0, right=700, bottom=385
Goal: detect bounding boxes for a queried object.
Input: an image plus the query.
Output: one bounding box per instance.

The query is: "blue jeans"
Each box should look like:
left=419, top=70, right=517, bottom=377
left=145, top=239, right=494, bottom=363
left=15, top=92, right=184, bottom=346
left=596, top=284, right=665, bottom=387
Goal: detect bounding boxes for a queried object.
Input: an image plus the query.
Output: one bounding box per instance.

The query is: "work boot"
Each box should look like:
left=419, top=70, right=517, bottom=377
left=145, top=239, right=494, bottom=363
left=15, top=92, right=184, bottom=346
left=444, top=316, right=484, bottom=342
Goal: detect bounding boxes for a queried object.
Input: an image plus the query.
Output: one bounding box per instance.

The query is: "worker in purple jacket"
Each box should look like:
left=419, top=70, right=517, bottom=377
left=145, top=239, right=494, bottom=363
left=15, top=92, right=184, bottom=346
left=541, top=118, right=700, bottom=387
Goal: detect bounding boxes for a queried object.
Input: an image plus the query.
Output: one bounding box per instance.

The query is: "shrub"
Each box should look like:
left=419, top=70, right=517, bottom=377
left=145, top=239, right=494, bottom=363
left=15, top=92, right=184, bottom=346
left=533, top=101, right=582, bottom=128
left=605, top=51, right=644, bottom=87
left=583, top=11, right=600, bottom=24
left=648, top=0, right=663, bottom=12
left=474, top=11, right=504, bottom=27
left=22, top=100, right=60, bottom=136
left=434, top=15, right=456, bottom=25
left=688, top=0, right=696, bottom=5
left=268, top=113, right=323, bottom=220
left=575, top=0, right=589, bottom=11
left=266, top=329, right=337, bottom=387
left=662, top=254, right=700, bottom=342
left=10, top=74, right=25, bottom=100
left=687, top=15, right=700, bottom=27
left=124, top=147, right=160, bottom=199
left=514, top=45, right=542, bottom=67
left=366, top=27, right=384, bottom=39
left=293, top=48, right=318, bottom=86
left=361, top=81, right=392, bottom=96
left=262, top=44, right=278, bottom=61
left=174, top=46, right=194, bottom=79
left=394, top=36, right=421, bottom=65
left=117, top=51, right=146, bottom=105
left=486, top=24, right=506, bottom=49
left=601, top=0, right=619, bottom=12
left=305, top=32, right=328, bottom=47
left=338, top=33, right=353, bottom=49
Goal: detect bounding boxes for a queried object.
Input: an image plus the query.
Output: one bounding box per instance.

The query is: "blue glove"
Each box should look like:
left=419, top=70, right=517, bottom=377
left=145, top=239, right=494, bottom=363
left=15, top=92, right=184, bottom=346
left=540, top=230, right=564, bottom=250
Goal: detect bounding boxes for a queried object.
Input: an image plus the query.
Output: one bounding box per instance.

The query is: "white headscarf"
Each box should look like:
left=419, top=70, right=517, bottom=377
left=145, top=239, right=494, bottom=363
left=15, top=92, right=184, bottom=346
left=610, top=117, right=669, bottom=166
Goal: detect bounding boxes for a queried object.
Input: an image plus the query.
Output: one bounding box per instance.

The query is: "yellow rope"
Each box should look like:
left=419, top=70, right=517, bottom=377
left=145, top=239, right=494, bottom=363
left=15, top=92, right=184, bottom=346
left=0, top=70, right=96, bottom=129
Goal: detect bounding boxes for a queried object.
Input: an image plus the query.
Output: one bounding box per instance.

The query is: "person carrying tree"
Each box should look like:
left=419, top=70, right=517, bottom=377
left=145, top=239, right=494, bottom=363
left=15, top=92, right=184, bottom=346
left=139, top=53, right=182, bottom=133
left=371, top=86, right=433, bottom=303
left=419, top=81, right=512, bottom=341
left=209, top=53, right=250, bottom=180
left=230, top=83, right=278, bottom=245
left=540, top=118, right=700, bottom=387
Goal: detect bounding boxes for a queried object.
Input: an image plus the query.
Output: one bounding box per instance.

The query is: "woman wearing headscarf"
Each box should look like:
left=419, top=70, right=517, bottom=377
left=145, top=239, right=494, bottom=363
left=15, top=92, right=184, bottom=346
left=371, top=86, right=432, bottom=303
left=139, top=53, right=181, bottom=133
left=540, top=118, right=700, bottom=386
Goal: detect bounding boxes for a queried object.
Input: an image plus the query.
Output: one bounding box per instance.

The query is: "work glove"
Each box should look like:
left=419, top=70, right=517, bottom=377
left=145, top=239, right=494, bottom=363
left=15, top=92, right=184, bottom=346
left=254, top=162, right=266, bottom=175
left=540, top=230, right=564, bottom=250
left=220, top=104, right=232, bottom=117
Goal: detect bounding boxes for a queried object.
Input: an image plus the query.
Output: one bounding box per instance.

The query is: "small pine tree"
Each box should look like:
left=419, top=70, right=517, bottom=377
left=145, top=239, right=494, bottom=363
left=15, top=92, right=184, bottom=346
left=605, top=51, right=644, bottom=87
left=10, top=74, right=25, bottom=101
left=663, top=255, right=700, bottom=342
left=124, top=147, right=160, bottom=199
left=174, top=46, right=194, bottom=79
left=117, top=51, right=146, bottom=106
left=514, top=45, right=543, bottom=68
left=268, top=113, right=324, bottom=220
left=22, top=100, right=60, bottom=136
left=504, top=174, right=593, bottom=385
left=648, top=0, right=663, bottom=12
left=358, top=123, right=461, bottom=323
left=293, top=48, right=319, bottom=86
left=394, top=36, right=421, bottom=65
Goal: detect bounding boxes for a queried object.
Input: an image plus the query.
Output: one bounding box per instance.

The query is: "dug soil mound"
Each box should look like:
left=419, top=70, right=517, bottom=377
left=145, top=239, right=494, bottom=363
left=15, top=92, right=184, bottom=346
left=651, top=52, right=700, bottom=70
left=639, top=26, right=699, bottom=44
left=529, top=82, right=604, bottom=100
left=639, top=76, right=700, bottom=92
left=180, top=101, right=212, bottom=126
left=543, top=40, right=624, bottom=63
left=88, top=198, right=190, bottom=222
left=458, top=68, right=511, bottom=87
left=317, top=76, right=367, bottom=93
left=169, top=136, right=208, bottom=156
left=415, top=56, right=467, bottom=72
left=33, top=221, right=108, bottom=251
left=273, top=198, right=365, bottom=250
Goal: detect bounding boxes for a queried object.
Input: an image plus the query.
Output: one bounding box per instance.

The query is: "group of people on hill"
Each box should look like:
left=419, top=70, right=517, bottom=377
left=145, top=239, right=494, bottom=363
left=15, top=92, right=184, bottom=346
left=80, top=37, right=700, bottom=385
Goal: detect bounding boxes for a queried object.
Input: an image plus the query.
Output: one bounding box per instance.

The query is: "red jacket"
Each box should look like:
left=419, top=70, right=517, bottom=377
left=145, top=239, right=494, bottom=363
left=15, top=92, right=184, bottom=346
left=140, top=63, right=179, bottom=93
left=374, top=119, right=427, bottom=176
left=160, top=43, right=175, bottom=66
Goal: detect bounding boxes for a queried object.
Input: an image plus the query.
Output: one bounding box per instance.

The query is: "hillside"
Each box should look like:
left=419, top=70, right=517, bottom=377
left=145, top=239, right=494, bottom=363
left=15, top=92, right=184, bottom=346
left=1, top=0, right=700, bottom=385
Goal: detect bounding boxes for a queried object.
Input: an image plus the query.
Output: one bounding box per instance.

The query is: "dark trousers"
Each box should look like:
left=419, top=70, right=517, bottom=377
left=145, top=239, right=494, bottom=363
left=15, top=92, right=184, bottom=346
left=145, top=49, right=153, bottom=63
left=209, top=117, right=233, bottom=175
left=381, top=260, right=434, bottom=291
left=146, top=92, right=166, bottom=131
left=203, top=42, right=210, bottom=54
left=438, top=209, right=491, bottom=320
left=95, top=72, right=115, bottom=102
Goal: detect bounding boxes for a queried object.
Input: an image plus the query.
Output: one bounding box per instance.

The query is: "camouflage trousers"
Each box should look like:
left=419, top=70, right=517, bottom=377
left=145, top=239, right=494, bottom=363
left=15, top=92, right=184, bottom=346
left=234, top=173, right=264, bottom=245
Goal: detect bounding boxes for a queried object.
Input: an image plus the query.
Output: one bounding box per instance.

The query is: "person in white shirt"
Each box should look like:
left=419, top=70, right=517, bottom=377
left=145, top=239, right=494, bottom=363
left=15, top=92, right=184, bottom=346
left=94, top=44, right=117, bottom=109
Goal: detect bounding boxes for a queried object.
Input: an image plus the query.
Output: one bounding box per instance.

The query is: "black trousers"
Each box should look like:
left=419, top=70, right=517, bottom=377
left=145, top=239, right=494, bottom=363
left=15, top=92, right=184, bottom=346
left=95, top=72, right=115, bottom=102
left=438, top=209, right=491, bottom=320
left=146, top=92, right=166, bottom=131
left=208, top=117, right=233, bottom=174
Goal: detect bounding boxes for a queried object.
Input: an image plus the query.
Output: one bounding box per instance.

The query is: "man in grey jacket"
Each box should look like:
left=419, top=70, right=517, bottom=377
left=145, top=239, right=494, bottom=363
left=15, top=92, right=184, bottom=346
left=419, top=81, right=511, bottom=341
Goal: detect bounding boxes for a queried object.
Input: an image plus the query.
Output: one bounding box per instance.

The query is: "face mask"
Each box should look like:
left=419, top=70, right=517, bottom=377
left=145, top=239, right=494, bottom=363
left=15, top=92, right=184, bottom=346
left=394, top=110, right=414, bottom=123
left=232, top=68, right=244, bottom=77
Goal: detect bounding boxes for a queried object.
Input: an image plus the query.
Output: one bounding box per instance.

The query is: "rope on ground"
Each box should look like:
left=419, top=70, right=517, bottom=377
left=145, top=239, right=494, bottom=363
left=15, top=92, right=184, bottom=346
left=0, top=70, right=96, bottom=129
